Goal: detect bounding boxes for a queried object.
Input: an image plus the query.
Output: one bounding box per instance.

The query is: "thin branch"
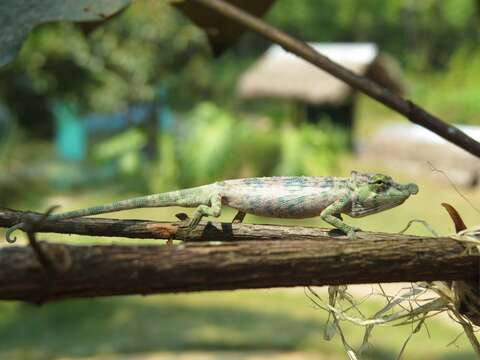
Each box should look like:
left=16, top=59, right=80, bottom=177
left=0, top=208, right=386, bottom=242
left=193, top=0, right=480, bottom=158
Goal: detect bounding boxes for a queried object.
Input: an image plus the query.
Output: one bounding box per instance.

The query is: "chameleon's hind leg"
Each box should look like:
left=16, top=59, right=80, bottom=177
left=187, top=193, right=222, bottom=231
left=232, top=211, right=246, bottom=224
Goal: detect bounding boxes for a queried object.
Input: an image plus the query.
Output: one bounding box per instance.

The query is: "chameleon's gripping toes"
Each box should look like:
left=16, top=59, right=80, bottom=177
left=6, top=171, right=418, bottom=242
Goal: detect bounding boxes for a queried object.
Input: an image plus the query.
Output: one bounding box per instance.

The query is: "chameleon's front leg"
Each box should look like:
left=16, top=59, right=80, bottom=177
left=320, top=196, right=359, bottom=240
left=187, top=193, right=222, bottom=231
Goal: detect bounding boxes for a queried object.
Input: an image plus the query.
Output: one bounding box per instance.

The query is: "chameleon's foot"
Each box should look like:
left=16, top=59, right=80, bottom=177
left=346, top=227, right=361, bottom=240
left=184, top=215, right=202, bottom=235
left=174, top=214, right=196, bottom=241
left=328, top=225, right=361, bottom=239
left=5, top=222, right=25, bottom=243
left=347, top=230, right=356, bottom=240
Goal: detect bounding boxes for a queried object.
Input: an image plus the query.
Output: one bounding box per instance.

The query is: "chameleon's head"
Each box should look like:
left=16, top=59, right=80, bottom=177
left=346, top=171, right=418, bottom=218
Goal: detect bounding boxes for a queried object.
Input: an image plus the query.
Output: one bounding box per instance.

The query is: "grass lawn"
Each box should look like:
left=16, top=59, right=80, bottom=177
left=0, top=288, right=475, bottom=360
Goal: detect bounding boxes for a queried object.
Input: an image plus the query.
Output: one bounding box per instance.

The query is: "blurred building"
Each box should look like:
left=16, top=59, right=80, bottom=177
left=237, top=43, right=404, bottom=148
left=360, top=123, right=480, bottom=187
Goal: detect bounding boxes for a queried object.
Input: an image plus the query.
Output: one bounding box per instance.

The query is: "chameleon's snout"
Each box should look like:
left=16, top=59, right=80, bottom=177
left=406, top=183, right=418, bottom=195
left=395, top=182, right=418, bottom=196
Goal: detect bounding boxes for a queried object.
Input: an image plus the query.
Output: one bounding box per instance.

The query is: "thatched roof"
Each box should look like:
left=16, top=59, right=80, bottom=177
left=237, top=43, right=403, bottom=105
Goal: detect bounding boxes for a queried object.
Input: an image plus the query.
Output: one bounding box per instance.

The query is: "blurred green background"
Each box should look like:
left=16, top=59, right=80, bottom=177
left=1, top=0, right=480, bottom=359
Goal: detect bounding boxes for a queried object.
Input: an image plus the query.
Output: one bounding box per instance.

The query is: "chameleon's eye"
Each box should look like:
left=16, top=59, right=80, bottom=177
left=371, top=179, right=388, bottom=191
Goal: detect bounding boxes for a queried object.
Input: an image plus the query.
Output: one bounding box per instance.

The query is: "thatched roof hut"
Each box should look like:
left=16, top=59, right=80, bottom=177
left=237, top=43, right=403, bottom=104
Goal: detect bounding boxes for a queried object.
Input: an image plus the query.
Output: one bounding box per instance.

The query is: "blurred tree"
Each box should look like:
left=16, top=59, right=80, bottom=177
left=1, top=0, right=479, bottom=138
left=0, top=1, right=213, bottom=137
left=267, top=0, right=480, bottom=69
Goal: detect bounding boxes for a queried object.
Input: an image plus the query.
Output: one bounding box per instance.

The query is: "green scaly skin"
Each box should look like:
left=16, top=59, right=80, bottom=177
left=5, top=171, right=418, bottom=242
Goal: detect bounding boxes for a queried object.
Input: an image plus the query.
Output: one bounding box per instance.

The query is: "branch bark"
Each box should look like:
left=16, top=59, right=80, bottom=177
left=0, top=208, right=358, bottom=242
left=193, top=0, right=480, bottom=158
left=0, top=233, right=476, bottom=303
left=0, top=209, right=478, bottom=303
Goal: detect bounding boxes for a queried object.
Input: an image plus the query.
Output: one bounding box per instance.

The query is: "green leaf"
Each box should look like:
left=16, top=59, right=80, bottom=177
left=0, top=0, right=130, bottom=68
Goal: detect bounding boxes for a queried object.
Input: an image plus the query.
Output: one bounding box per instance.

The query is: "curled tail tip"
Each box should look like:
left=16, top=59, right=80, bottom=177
left=5, top=223, right=24, bottom=243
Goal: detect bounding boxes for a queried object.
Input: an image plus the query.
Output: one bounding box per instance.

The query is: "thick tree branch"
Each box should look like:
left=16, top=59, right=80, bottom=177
left=193, top=0, right=480, bottom=157
left=0, top=234, right=476, bottom=303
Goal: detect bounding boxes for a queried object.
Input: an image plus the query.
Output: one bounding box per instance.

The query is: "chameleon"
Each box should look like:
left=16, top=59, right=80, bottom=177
left=5, top=171, right=418, bottom=242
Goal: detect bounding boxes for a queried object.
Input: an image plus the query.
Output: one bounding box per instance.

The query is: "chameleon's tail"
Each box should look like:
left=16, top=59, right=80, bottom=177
left=5, top=186, right=211, bottom=243
left=6, top=223, right=24, bottom=243
left=47, top=192, right=181, bottom=221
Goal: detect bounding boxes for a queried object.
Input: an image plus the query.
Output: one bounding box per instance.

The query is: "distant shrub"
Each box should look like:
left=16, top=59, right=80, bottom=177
left=0, top=129, right=53, bottom=206
left=275, top=119, right=348, bottom=177
left=410, top=47, right=480, bottom=124
left=149, top=103, right=348, bottom=190
left=174, top=102, right=242, bottom=187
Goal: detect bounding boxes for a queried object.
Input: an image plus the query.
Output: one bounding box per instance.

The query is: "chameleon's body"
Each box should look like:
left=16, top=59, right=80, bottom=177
left=6, top=171, right=418, bottom=242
